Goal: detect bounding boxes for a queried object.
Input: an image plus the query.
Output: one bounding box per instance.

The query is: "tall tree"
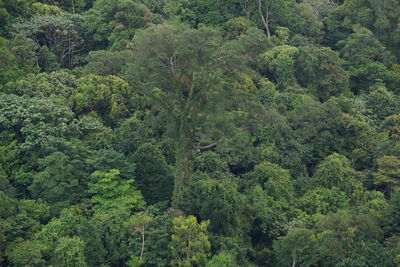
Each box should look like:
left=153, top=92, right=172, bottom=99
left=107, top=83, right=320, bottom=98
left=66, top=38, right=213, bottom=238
left=126, top=23, right=242, bottom=204
left=126, top=212, right=153, bottom=262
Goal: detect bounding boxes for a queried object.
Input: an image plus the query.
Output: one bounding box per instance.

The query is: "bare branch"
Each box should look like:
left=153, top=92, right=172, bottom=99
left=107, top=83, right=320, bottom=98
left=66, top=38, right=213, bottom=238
left=193, top=139, right=224, bottom=150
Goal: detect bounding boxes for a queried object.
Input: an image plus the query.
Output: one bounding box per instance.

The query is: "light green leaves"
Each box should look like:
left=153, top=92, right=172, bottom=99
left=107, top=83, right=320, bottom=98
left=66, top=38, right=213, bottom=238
left=260, top=45, right=299, bottom=91
left=170, top=215, right=211, bottom=267
left=88, top=169, right=145, bottom=214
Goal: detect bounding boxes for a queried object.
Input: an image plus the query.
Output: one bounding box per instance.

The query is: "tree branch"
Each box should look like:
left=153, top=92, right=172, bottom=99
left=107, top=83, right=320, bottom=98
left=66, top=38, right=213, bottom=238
left=193, top=139, right=223, bottom=150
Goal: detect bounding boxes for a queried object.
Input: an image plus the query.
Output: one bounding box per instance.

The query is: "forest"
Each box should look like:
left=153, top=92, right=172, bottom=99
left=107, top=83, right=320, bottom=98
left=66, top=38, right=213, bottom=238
left=1, top=0, right=400, bottom=266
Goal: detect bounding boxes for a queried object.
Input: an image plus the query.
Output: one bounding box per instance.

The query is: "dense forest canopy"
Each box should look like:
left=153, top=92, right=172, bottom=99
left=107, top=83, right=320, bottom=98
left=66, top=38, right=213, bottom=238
left=1, top=0, right=400, bottom=266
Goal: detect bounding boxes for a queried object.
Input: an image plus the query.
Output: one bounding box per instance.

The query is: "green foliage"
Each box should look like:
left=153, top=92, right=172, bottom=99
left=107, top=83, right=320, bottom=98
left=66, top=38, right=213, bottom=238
left=2, top=70, right=76, bottom=98
left=29, top=152, right=87, bottom=213
left=132, top=143, right=174, bottom=205
left=193, top=151, right=229, bottom=178
left=7, top=240, right=48, bottom=267
left=252, top=161, right=295, bottom=201
left=84, top=0, right=154, bottom=49
left=0, top=191, right=16, bottom=218
left=84, top=50, right=128, bottom=76
left=184, top=175, right=249, bottom=237
left=206, top=251, right=238, bottom=267
left=253, top=0, right=294, bottom=38
left=90, top=149, right=134, bottom=179
left=335, top=241, right=392, bottom=267
left=53, top=236, right=88, bottom=267
left=0, top=198, right=51, bottom=264
left=339, top=27, right=400, bottom=93
left=0, top=33, right=40, bottom=81
left=291, top=2, right=324, bottom=41
left=275, top=208, right=385, bottom=266
left=0, top=94, right=75, bottom=154
left=299, top=187, right=349, bottom=215
left=335, top=0, right=400, bottom=57
left=31, top=3, right=63, bottom=15
left=382, top=115, right=400, bottom=142
left=364, top=85, right=400, bottom=123
left=126, top=212, right=153, bottom=262
left=255, top=108, right=303, bottom=173
left=315, top=210, right=383, bottom=265
left=2, top=0, right=400, bottom=265
left=224, top=17, right=255, bottom=39
left=127, top=22, right=244, bottom=203
left=295, top=45, right=350, bottom=101
left=142, top=213, right=174, bottom=266
left=273, top=228, right=318, bottom=267
left=374, top=155, right=400, bottom=197
left=288, top=98, right=344, bottom=172
left=170, top=215, right=211, bottom=267
left=126, top=212, right=153, bottom=233
left=32, top=206, right=106, bottom=266
left=384, top=189, right=400, bottom=235
left=260, top=45, right=300, bottom=91
left=14, top=13, right=84, bottom=69
left=311, top=153, right=362, bottom=196
left=2, top=199, right=51, bottom=240
left=247, top=185, right=297, bottom=242
left=71, top=74, right=134, bottom=125
left=89, top=169, right=145, bottom=214
left=91, top=210, right=133, bottom=266
left=0, top=0, right=32, bottom=35
left=39, top=0, right=90, bottom=13
left=114, top=116, right=152, bottom=155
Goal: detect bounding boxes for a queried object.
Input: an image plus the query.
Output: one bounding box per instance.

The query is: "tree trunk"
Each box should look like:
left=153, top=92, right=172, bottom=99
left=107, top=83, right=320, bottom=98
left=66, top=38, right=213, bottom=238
left=173, top=113, right=193, bottom=206
left=140, top=228, right=145, bottom=261
left=292, top=253, right=297, bottom=267
left=258, top=0, right=271, bottom=39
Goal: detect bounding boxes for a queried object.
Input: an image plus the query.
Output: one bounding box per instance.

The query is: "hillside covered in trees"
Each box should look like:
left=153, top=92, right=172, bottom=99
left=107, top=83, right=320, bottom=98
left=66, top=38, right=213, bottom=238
left=1, top=0, right=400, bottom=266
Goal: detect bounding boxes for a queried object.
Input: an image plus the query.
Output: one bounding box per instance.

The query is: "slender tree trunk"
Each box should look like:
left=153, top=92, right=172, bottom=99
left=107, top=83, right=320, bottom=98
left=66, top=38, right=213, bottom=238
left=258, top=0, right=271, bottom=39
left=140, top=228, right=145, bottom=261
left=292, top=253, right=297, bottom=267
